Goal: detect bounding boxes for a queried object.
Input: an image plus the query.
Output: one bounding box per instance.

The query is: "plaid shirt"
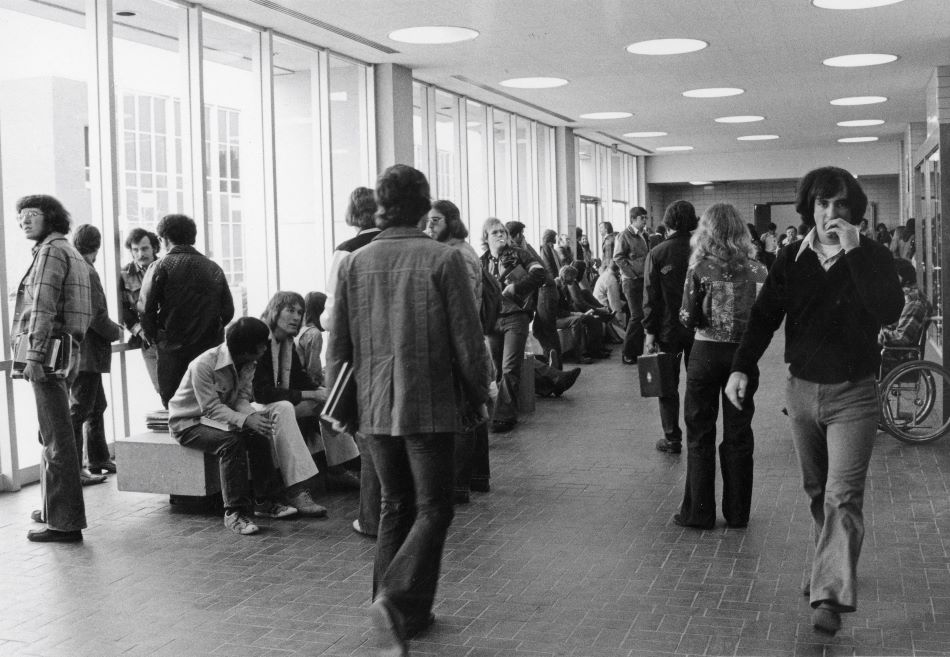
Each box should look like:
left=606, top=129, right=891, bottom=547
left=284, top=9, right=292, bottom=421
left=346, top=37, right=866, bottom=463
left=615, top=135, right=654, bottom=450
left=12, top=232, right=93, bottom=363
left=881, top=286, right=929, bottom=347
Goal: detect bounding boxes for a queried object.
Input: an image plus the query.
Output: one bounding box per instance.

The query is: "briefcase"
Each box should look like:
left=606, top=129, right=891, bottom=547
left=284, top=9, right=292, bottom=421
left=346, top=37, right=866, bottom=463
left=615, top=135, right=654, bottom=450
left=637, top=351, right=679, bottom=398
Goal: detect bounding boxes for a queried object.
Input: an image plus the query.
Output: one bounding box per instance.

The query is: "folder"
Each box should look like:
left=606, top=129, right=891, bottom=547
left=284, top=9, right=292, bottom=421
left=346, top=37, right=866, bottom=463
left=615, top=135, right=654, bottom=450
left=320, top=361, right=357, bottom=428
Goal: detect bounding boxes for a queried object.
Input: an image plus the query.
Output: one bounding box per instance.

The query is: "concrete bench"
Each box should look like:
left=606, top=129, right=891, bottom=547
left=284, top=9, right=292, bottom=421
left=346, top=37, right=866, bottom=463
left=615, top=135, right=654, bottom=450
left=115, top=431, right=221, bottom=498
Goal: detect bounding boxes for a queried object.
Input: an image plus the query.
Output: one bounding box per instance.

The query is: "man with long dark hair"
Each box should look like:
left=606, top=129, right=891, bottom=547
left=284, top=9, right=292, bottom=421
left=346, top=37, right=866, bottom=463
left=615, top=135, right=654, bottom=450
left=13, top=195, right=92, bottom=542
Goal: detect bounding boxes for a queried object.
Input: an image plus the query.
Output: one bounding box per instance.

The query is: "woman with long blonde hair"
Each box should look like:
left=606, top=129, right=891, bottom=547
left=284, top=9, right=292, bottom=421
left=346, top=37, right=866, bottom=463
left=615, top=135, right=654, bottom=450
left=674, top=203, right=768, bottom=530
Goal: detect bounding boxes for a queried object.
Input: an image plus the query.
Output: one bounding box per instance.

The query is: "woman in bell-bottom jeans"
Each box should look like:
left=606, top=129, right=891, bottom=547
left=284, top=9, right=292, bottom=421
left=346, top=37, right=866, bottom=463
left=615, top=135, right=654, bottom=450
left=676, top=203, right=768, bottom=529
left=726, top=167, right=903, bottom=635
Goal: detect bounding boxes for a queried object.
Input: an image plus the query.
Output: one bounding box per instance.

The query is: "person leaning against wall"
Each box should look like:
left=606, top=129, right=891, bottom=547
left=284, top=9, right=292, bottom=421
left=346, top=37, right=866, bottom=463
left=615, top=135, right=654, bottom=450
left=725, top=166, right=902, bottom=636
left=118, top=227, right=161, bottom=394
left=70, top=225, right=124, bottom=483
left=13, top=195, right=93, bottom=543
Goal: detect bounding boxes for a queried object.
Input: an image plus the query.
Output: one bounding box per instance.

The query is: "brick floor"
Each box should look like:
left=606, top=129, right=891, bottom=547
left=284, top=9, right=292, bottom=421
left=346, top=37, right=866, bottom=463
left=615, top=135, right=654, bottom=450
left=2, top=335, right=950, bottom=656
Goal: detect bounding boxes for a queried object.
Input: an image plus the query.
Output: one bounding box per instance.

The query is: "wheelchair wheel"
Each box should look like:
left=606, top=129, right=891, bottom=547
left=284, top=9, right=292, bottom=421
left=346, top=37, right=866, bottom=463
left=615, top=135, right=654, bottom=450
left=880, top=360, right=950, bottom=444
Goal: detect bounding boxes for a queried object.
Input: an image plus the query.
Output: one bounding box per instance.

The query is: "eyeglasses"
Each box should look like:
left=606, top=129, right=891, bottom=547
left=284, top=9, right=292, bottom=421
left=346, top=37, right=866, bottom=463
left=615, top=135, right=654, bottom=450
left=18, top=210, right=42, bottom=221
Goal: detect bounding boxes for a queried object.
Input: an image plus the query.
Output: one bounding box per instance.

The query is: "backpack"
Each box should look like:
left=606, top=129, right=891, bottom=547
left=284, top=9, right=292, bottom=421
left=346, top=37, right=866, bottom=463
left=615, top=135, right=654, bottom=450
left=479, top=266, right=503, bottom=334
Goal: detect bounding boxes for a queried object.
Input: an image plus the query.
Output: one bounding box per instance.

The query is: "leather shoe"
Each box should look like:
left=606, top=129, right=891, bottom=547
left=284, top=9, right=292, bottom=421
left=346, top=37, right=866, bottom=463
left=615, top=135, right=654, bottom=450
left=812, top=603, right=841, bottom=635
left=325, top=469, right=360, bottom=492
left=27, top=528, right=82, bottom=543
left=673, top=513, right=714, bottom=530
left=87, top=460, right=117, bottom=474
left=553, top=368, right=581, bottom=397
left=80, top=468, right=107, bottom=486
left=370, top=596, right=407, bottom=657
left=31, top=509, right=45, bottom=524
left=655, top=438, right=682, bottom=454
left=490, top=420, right=516, bottom=433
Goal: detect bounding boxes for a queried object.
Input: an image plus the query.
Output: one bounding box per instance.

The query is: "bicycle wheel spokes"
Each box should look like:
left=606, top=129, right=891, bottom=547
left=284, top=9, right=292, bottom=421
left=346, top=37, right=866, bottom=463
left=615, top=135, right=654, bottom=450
left=881, top=361, right=950, bottom=444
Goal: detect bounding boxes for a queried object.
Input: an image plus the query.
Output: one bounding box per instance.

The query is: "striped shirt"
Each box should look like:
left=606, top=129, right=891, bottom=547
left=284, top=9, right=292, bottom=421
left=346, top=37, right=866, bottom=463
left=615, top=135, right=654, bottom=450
left=12, top=233, right=93, bottom=363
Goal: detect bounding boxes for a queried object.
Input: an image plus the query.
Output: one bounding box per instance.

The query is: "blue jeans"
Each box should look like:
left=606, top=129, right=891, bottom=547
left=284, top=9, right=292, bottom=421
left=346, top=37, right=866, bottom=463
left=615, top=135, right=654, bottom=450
left=679, top=341, right=757, bottom=527
left=368, top=433, right=455, bottom=627
left=32, top=377, right=86, bottom=532
left=69, top=371, right=111, bottom=466
left=657, top=333, right=693, bottom=443
left=176, top=424, right=283, bottom=512
left=487, top=313, right=530, bottom=423
left=787, top=374, right=878, bottom=613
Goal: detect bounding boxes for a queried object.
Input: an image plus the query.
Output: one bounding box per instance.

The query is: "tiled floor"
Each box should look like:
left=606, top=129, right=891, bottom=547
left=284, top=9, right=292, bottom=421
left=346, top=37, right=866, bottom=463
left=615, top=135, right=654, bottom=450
left=3, top=335, right=950, bottom=656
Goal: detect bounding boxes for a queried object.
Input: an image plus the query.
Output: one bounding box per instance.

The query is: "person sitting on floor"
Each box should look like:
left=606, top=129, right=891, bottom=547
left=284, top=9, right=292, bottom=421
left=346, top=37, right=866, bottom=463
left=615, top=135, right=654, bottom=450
left=879, top=257, right=930, bottom=375
left=168, top=317, right=298, bottom=535
left=254, top=291, right=360, bottom=498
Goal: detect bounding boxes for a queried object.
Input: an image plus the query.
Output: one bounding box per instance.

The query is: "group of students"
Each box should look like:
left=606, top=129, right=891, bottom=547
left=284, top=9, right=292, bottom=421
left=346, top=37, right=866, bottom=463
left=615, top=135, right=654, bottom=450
left=14, top=163, right=919, bottom=654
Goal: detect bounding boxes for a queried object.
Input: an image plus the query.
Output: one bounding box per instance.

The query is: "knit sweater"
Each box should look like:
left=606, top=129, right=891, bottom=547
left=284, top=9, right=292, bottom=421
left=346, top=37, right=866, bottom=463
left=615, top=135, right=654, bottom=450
left=731, top=236, right=903, bottom=383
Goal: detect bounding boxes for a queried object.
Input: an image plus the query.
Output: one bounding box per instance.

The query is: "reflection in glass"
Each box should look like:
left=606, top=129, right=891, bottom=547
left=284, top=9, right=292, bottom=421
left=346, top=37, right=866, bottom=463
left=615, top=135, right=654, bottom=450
left=273, top=38, right=326, bottom=294
left=413, top=82, right=429, bottom=177
left=201, top=14, right=267, bottom=316
left=0, top=2, right=91, bottom=471
left=466, top=100, right=489, bottom=235
left=516, top=116, right=532, bottom=233
left=114, top=0, right=186, bottom=247
left=329, top=55, right=372, bottom=251
left=434, top=90, right=459, bottom=203
left=493, top=110, right=512, bottom=219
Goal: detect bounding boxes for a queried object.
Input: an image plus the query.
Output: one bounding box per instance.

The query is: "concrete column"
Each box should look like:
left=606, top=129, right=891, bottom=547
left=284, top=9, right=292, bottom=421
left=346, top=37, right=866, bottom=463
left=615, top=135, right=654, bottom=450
left=374, top=63, right=414, bottom=171
left=554, top=126, right=576, bottom=241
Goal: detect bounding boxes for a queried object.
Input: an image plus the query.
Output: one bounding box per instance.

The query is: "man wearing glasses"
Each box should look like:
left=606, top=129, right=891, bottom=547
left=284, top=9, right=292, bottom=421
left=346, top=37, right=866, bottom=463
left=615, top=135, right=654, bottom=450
left=13, top=195, right=92, bottom=543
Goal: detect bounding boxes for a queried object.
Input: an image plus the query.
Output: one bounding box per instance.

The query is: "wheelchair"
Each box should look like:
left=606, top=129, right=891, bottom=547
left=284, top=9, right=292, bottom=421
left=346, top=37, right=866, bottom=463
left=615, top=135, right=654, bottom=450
left=878, top=316, right=950, bottom=444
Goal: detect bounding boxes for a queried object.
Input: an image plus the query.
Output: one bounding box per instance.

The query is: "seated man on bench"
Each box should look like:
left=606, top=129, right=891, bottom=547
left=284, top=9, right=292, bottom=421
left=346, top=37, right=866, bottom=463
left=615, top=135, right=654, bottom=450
left=168, top=317, right=300, bottom=535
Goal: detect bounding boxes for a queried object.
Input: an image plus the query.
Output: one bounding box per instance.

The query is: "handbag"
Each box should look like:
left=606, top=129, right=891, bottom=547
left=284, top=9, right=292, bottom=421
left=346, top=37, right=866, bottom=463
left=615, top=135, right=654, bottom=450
left=637, top=351, right=679, bottom=398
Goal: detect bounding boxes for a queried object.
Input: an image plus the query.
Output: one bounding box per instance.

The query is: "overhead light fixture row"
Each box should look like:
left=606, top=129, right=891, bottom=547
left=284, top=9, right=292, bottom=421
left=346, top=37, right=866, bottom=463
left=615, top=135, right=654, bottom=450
left=822, top=53, right=897, bottom=67
left=715, top=115, right=764, bottom=123
left=626, top=38, right=708, bottom=55
left=388, top=26, right=479, bottom=44
left=683, top=87, right=744, bottom=98
left=830, top=96, right=887, bottom=105
left=837, top=119, right=884, bottom=127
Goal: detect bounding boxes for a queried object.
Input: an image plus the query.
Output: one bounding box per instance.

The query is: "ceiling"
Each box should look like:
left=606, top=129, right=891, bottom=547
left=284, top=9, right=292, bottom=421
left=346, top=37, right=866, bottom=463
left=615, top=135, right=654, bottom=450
left=192, top=0, right=949, bottom=159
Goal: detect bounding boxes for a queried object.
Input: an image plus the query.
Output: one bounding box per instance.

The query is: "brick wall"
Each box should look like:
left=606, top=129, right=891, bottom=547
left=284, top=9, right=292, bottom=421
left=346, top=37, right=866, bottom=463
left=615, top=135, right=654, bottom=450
left=647, top=174, right=900, bottom=231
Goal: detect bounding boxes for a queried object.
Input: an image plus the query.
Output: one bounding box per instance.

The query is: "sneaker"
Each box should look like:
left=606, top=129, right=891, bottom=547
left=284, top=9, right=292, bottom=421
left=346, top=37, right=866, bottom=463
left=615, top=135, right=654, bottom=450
left=224, top=511, right=259, bottom=535
left=655, top=438, right=682, bottom=454
left=352, top=518, right=377, bottom=537
left=286, top=489, right=328, bottom=518
left=253, top=500, right=298, bottom=519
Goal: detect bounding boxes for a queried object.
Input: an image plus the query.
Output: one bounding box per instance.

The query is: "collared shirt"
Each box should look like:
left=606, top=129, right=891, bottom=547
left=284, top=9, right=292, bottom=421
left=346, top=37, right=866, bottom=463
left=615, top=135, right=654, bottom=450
left=168, top=343, right=256, bottom=437
left=119, top=260, right=150, bottom=332
left=12, top=232, right=92, bottom=363
left=795, top=228, right=846, bottom=271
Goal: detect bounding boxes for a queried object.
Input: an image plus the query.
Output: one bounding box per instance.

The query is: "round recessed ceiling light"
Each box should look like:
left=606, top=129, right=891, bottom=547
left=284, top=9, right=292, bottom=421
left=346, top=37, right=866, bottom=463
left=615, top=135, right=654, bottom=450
left=655, top=146, right=694, bottom=152
left=624, top=131, right=668, bottom=138
left=837, top=119, right=885, bottom=127
left=813, top=0, right=904, bottom=8
left=579, top=111, right=632, bottom=120
left=830, top=95, right=887, bottom=105
left=690, top=181, right=713, bottom=185
left=625, top=38, right=708, bottom=55
left=737, top=134, right=779, bottom=141
left=715, top=115, right=765, bottom=123
left=823, top=53, right=898, bottom=67
left=500, top=77, right=568, bottom=89
left=388, top=26, right=479, bottom=44
left=683, top=87, right=744, bottom=98
left=838, top=136, right=879, bottom=143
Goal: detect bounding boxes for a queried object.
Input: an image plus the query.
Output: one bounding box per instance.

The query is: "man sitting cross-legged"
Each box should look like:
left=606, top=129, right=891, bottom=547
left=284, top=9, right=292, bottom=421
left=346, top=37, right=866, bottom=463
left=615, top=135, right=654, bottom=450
left=168, top=317, right=299, bottom=535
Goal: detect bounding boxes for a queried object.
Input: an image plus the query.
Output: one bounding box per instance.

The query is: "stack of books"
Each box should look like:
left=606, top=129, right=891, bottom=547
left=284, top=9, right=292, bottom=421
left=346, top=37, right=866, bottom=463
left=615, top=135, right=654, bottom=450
left=146, top=409, right=169, bottom=433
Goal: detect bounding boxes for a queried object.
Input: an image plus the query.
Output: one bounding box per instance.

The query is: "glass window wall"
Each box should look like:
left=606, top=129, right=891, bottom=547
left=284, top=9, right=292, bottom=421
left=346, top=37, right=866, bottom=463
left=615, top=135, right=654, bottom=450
left=0, top=1, right=375, bottom=489
left=465, top=100, right=490, bottom=232
left=0, top=0, right=91, bottom=476
left=434, top=90, right=460, bottom=204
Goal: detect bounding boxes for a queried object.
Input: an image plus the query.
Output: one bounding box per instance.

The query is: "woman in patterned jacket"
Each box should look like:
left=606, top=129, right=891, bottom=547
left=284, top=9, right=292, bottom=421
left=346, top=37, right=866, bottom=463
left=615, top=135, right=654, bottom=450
left=674, top=203, right=768, bottom=530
